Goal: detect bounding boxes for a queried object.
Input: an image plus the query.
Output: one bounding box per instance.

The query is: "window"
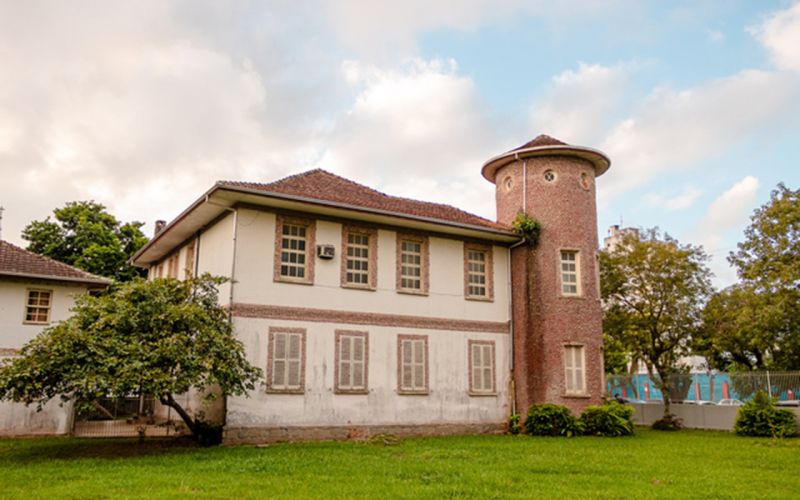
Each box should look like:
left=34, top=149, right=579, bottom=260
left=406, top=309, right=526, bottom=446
left=396, top=234, right=428, bottom=295
left=167, top=253, right=179, bottom=279
left=274, top=215, right=315, bottom=284
left=464, top=243, right=493, bottom=300
left=560, top=250, right=580, bottom=296
left=468, top=340, right=496, bottom=395
left=24, top=289, right=52, bottom=324
left=267, top=328, right=306, bottom=393
left=397, top=335, right=428, bottom=394
left=335, top=331, right=368, bottom=393
left=564, top=345, right=586, bottom=395
left=341, top=226, right=377, bottom=290
left=184, top=241, right=196, bottom=279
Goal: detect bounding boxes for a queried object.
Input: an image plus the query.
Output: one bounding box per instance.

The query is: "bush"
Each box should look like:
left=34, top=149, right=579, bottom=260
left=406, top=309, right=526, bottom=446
left=524, top=404, right=582, bottom=437
left=508, top=413, right=521, bottom=435
left=579, top=401, right=635, bottom=437
left=652, top=414, right=683, bottom=431
left=734, top=390, right=797, bottom=438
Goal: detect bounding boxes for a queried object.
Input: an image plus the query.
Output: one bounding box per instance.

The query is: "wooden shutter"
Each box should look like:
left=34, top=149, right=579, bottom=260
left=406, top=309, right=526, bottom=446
left=402, top=340, right=413, bottom=389
left=352, top=335, right=365, bottom=389
left=287, top=333, right=302, bottom=389
left=413, top=340, right=425, bottom=389
left=270, top=330, right=303, bottom=391
left=272, top=332, right=287, bottom=387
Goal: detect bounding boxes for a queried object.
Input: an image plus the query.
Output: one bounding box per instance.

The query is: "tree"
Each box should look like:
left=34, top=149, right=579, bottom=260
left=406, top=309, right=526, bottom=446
left=22, top=201, right=149, bottom=282
left=697, top=184, right=800, bottom=371
left=0, top=275, right=262, bottom=445
left=600, top=229, right=713, bottom=422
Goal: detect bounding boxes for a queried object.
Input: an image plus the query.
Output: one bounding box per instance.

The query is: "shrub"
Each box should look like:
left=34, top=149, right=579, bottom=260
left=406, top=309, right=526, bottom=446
left=508, top=413, right=521, bottom=435
left=524, top=404, right=582, bottom=437
left=652, top=414, right=683, bottom=431
left=734, top=390, right=797, bottom=438
left=579, top=401, right=635, bottom=437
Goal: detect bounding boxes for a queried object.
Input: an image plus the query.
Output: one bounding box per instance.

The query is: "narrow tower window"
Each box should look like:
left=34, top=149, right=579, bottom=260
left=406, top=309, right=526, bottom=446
left=560, top=250, right=580, bottom=296
left=564, top=345, right=586, bottom=395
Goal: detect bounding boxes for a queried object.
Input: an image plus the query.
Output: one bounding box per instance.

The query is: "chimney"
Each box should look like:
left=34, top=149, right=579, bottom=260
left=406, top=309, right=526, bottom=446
left=154, top=220, right=166, bottom=235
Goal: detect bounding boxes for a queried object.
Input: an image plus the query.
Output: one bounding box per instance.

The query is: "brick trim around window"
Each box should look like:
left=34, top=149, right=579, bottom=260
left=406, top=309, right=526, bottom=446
left=340, top=226, right=378, bottom=290
left=467, top=340, right=497, bottom=395
left=23, top=288, right=52, bottom=325
left=397, top=334, right=429, bottom=395
left=558, top=248, right=582, bottom=297
left=334, top=330, right=369, bottom=394
left=266, top=327, right=307, bottom=394
left=395, top=233, right=429, bottom=296
left=274, top=215, right=316, bottom=285
left=463, top=243, right=494, bottom=302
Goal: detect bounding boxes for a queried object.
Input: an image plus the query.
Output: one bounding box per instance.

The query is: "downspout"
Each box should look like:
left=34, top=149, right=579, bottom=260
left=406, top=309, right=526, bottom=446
left=508, top=238, right=526, bottom=416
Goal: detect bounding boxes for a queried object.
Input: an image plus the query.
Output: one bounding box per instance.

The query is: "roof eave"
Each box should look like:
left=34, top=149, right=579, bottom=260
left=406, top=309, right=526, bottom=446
left=481, top=145, right=611, bottom=183
left=0, top=270, right=111, bottom=286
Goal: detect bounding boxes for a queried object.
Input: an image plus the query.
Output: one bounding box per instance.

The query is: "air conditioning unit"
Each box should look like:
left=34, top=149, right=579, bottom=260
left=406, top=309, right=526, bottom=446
left=317, top=244, right=335, bottom=260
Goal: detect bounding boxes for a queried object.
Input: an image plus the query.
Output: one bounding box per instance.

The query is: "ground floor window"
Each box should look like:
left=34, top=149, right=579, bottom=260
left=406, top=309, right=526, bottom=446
left=398, top=335, right=428, bottom=394
left=468, top=340, right=496, bottom=394
left=267, top=328, right=306, bottom=393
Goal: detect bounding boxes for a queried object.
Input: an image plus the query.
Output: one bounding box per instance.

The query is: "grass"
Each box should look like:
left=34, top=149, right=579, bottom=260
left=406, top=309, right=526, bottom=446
left=1, top=429, right=798, bottom=499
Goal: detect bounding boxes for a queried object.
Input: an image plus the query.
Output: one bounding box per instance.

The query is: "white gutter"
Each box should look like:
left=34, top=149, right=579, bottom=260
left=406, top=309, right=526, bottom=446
left=0, top=271, right=110, bottom=286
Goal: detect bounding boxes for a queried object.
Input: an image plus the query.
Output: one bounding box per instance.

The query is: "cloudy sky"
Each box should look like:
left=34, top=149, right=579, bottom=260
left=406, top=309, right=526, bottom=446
left=1, top=0, right=799, bottom=287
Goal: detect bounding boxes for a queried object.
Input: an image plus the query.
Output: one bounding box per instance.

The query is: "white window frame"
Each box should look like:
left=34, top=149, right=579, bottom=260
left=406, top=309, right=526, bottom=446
left=335, top=331, right=369, bottom=394
left=564, top=344, right=586, bottom=396
left=396, top=234, right=428, bottom=295
left=23, top=288, right=52, bottom=325
left=267, top=328, right=306, bottom=393
left=559, top=249, right=581, bottom=296
left=397, top=335, right=428, bottom=394
left=341, top=226, right=377, bottom=290
left=464, top=243, right=493, bottom=301
left=274, top=215, right=315, bottom=285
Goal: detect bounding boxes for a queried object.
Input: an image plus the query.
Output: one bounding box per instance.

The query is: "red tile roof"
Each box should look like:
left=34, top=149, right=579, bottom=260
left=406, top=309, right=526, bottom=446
left=220, top=169, right=508, bottom=231
left=0, top=240, right=110, bottom=285
left=510, top=134, right=568, bottom=151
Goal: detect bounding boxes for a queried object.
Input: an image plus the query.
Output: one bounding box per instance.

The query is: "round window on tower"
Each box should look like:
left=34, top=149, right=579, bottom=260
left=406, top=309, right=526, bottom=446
left=580, top=172, right=590, bottom=190
left=543, top=170, right=556, bottom=182
left=504, top=176, right=514, bottom=191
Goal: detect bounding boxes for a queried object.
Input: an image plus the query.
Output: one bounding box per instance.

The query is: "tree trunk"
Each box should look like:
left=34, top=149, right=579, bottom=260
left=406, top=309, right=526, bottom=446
left=159, top=393, right=196, bottom=435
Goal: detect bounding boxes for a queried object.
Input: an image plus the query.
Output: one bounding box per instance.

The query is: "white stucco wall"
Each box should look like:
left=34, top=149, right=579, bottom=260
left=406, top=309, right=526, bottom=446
left=232, top=208, right=510, bottom=322
left=0, top=280, right=90, bottom=349
left=196, top=212, right=235, bottom=302
left=226, top=317, right=510, bottom=428
left=0, top=278, right=90, bottom=436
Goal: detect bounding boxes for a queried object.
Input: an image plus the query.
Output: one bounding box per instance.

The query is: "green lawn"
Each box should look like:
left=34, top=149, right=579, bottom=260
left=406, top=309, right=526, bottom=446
left=0, top=429, right=798, bottom=499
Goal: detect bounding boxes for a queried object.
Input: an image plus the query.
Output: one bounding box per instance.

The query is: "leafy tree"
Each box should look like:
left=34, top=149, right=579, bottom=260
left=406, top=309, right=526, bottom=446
left=600, top=228, right=713, bottom=421
left=0, top=275, right=262, bottom=445
left=699, top=184, right=800, bottom=370
left=22, top=201, right=149, bottom=282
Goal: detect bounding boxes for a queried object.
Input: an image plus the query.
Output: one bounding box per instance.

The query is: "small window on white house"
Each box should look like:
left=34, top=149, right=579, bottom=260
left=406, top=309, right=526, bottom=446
left=268, top=329, right=305, bottom=393
left=345, top=233, right=370, bottom=285
left=396, top=235, right=428, bottom=294
left=398, top=335, right=428, bottom=394
left=564, top=345, right=586, bottom=395
left=469, top=341, right=495, bottom=394
left=335, top=331, right=368, bottom=393
left=560, top=250, right=580, bottom=296
left=280, top=224, right=308, bottom=279
left=466, top=250, right=488, bottom=297
left=24, top=289, right=52, bottom=324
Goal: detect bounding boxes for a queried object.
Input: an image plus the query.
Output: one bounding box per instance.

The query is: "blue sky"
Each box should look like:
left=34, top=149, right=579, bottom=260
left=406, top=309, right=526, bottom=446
left=0, top=1, right=798, bottom=287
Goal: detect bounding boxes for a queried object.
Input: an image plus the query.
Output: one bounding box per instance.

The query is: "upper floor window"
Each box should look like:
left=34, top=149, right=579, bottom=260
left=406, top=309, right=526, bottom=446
left=564, top=344, right=586, bottom=396
left=464, top=243, right=493, bottom=301
left=267, top=327, right=306, bottom=393
left=24, top=289, right=52, bottom=324
left=398, top=335, right=428, bottom=394
left=560, top=250, right=580, bottom=296
left=274, top=215, right=315, bottom=284
left=341, top=226, right=377, bottom=290
left=396, top=234, right=429, bottom=295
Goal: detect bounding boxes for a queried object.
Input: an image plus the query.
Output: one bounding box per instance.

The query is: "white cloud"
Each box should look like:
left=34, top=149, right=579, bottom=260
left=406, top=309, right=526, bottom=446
left=530, top=62, right=631, bottom=145
left=707, top=29, right=725, bottom=44
left=691, top=176, right=760, bottom=287
left=751, top=2, right=800, bottom=72
left=598, top=69, right=800, bottom=201
left=643, top=186, right=703, bottom=211
left=317, top=58, right=504, bottom=220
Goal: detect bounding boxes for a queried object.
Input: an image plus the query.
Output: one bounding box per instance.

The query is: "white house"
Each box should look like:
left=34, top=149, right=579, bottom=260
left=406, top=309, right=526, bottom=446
left=0, top=240, right=110, bottom=436
left=132, top=135, right=612, bottom=444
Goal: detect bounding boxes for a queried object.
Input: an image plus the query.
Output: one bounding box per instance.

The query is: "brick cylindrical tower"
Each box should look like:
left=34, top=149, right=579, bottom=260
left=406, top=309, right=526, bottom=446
left=482, top=135, right=610, bottom=415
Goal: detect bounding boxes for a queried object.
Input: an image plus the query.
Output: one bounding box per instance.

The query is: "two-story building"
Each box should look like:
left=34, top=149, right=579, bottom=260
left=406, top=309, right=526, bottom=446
left=132, top=135, right=611, bottom=444
left=0, top=240, right=110, bottom=436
